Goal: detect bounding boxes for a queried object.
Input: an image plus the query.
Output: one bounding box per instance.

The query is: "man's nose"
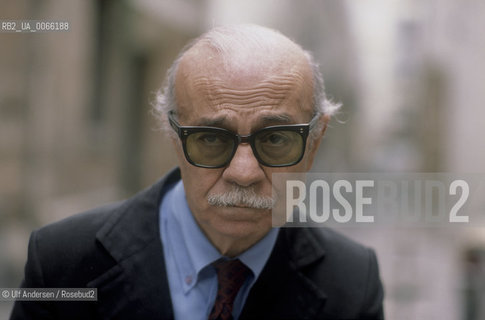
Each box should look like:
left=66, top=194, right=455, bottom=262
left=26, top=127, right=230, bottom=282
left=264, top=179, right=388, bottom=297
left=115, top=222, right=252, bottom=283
left=222, top=143, right=265, bottom=187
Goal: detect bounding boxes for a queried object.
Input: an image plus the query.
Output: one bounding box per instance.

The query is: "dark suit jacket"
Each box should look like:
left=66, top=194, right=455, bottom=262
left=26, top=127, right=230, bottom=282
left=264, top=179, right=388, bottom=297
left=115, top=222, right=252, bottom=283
left=11, top=168, right=384, bottom=319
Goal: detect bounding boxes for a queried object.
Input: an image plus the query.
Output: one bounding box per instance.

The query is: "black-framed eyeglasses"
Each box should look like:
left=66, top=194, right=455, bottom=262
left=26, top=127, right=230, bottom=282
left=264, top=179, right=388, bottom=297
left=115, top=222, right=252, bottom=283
left=168, top=110, right=319, bottom=168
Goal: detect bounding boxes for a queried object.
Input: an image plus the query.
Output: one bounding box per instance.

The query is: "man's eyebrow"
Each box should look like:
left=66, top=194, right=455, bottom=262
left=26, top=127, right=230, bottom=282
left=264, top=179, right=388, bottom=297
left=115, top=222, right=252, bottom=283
left=197, top=116, right=227, bottom=127
left=259, top=114, right=294, bottom=126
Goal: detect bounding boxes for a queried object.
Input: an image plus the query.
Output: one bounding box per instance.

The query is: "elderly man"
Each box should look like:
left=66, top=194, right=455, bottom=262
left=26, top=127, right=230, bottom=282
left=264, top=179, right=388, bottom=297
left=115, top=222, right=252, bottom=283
left=11, top=25, right=383, bottom=319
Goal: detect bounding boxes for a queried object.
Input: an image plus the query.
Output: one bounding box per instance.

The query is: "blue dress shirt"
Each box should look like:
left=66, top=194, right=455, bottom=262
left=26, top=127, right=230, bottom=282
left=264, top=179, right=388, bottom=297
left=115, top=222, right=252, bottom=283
left=160, top=180, right=279, bottom=320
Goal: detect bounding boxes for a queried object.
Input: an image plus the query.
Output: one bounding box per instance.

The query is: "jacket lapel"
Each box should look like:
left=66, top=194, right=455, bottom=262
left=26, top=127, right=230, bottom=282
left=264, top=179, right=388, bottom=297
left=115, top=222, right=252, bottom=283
left=88, top=169, right=181, bottom=319
left=240, top=228, right=328, bottom=319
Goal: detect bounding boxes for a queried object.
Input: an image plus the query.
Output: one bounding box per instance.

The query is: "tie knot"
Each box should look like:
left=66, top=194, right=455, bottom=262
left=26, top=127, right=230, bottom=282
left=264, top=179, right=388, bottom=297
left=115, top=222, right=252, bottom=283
left=209, top=259, right=250, bottom=320
left=213, top=259, right=250, bottom=285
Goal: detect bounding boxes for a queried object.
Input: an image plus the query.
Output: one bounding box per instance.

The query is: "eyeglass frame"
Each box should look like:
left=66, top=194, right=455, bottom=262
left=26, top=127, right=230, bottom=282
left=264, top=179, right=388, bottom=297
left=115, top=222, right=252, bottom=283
left=167, top=110, right=320, bottom=168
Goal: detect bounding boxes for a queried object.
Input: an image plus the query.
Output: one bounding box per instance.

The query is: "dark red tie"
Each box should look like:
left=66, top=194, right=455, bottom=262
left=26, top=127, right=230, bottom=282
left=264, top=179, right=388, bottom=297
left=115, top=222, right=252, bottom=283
left=209, top=259, right=251, bottom=320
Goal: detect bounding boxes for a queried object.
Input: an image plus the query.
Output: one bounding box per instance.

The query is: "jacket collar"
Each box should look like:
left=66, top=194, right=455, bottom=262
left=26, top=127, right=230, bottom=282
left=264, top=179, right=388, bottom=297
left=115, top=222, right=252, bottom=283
left=89, top=168, right=181, bottom=319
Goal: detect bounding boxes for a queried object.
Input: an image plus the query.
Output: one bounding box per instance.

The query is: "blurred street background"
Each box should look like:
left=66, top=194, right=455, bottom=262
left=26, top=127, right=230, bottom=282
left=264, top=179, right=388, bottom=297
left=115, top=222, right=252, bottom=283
left=1, top=0, right=485, bottom=318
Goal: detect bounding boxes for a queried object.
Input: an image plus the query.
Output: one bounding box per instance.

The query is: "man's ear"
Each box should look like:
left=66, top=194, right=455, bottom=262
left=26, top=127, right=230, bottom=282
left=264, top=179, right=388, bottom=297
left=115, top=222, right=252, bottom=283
left=304, top=114, right=329, bottom=170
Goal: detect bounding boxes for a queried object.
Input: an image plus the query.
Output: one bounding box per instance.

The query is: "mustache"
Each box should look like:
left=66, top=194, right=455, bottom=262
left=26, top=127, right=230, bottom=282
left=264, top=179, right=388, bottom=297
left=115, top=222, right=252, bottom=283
left=207, top=185, right=275, bottom=210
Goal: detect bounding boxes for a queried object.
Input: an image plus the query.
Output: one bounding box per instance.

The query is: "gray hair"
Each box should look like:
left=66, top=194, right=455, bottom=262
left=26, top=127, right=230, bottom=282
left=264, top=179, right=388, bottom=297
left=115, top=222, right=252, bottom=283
left=153, top=24, right=341, bottom=139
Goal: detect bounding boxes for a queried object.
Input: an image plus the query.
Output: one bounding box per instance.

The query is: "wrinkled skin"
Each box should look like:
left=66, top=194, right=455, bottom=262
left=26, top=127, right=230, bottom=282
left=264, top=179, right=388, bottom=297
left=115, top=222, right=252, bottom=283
left=171, top=38, right=327, bottom=257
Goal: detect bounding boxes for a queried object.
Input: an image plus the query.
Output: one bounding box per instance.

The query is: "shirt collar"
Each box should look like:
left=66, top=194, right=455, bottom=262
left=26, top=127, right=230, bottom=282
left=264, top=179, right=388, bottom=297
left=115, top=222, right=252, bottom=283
left=238, top=227, right=279, bottom=280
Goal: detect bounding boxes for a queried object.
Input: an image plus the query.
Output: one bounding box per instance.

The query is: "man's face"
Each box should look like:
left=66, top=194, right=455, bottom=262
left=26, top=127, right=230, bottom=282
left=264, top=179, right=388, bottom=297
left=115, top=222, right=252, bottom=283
left=171, top=45, right=324, bottom=252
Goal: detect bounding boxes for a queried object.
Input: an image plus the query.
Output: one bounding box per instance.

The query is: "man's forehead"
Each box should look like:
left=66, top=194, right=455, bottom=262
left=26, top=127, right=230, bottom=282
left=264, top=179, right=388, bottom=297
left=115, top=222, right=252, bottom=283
left=177, top=50, right=312, bottom=103
left=188, top=72, right=305, bottom=103
left=174, top=36, right=315, bottom=125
